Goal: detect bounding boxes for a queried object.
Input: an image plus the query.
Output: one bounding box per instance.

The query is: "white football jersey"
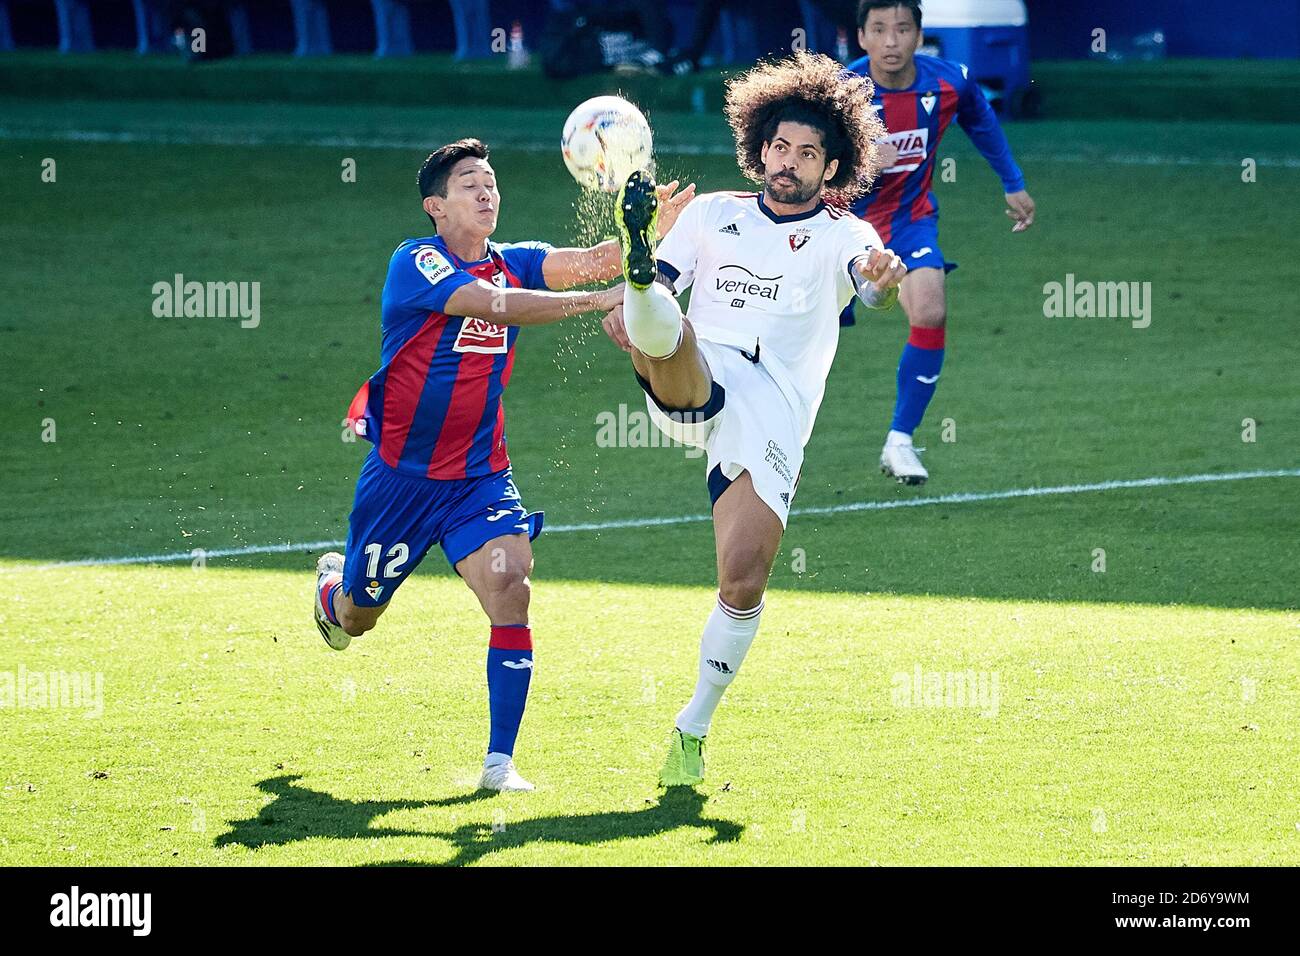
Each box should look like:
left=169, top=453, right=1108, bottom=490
left=656, top=190, right=884, bottom=444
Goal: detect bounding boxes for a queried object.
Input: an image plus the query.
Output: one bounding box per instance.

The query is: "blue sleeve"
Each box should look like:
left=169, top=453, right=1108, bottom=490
left=498, top=240, right=556, bottom=291
left=955, top=73, right=1026, bottom=194
left=385, top=243, right=478, bottom=319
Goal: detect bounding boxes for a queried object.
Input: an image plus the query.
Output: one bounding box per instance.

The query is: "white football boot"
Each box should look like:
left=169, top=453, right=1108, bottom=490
left=880, top=434, right=929, bottom=485
left=478, top=756, right=535, bottom=792
left=313, top=552, right=351, bottom=651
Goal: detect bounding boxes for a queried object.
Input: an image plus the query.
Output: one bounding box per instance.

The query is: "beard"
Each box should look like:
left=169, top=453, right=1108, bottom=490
left=764, top=170, right=821, bottom=204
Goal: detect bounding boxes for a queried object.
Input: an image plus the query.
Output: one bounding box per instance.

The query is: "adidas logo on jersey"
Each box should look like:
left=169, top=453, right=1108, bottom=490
left=718, top=223, right=741, bottom=235
left=779, top=492, right=790, bottom=506
left=705, top=659, right=733, bottom=675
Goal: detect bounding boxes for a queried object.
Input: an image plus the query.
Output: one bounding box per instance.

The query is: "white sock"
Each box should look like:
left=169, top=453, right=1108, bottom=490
left=886, top=429, right=913, bottom=447
left=484, top=751, right=511, bottom=768
left=675, top=594, right=764, bottom=737
left=624, top=281, right=683, bottom=358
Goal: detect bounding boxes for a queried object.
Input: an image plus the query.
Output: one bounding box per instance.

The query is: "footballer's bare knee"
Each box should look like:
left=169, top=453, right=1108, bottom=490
left=717, top=565, right=768, bottom=612
left=482, top=559, right=531, bottom=601
left=712, top=473, right=783, bottom=610
left=901, top=268, right=947, bottom=328
left=460, top=536, right=533, bottom=625
left=477, top=567, right=531, bottom=625
left=907, top=301, right=946, bottom=329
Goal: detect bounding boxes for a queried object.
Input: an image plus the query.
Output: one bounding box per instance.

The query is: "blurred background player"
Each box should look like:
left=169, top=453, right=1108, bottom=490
left=602, top=52, right=906, bottom=786
left=313, top=138, right=691, bottom=791
left=845, top=0, right=1036, bottom=485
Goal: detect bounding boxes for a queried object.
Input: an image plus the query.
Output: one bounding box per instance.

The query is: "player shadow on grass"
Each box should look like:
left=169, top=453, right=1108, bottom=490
left=213, top=774, right=456, bottom=850
left=376, top=786, right=744, bottom=867
left=214, top=774, right=742, bottom=864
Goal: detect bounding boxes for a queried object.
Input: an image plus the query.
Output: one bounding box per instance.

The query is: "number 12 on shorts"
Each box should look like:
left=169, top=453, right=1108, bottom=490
left=363, top=542, right=410, bottom=579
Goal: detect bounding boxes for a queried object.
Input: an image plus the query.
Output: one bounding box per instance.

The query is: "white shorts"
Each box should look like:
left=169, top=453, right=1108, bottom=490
left=637, top=338, right=803, bottom=527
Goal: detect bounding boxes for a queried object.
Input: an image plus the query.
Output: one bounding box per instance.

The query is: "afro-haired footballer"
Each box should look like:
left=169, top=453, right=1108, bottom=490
left=602, top=52, right=907, bottom=785
left=847, top=0, right=1036, bottom=485
left=314, top=139, right=693, bottom=791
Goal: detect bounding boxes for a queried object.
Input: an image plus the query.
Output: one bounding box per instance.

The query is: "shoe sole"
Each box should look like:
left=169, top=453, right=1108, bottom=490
left=881, top=465, right=927, bottom=486
left=616, top=171, right=658, bottom=290
left=880, top=461, right=928, bottom=486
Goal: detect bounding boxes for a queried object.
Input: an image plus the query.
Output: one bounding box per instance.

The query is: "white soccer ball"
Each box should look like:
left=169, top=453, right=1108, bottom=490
left=561, top=96, right=654, bottom=192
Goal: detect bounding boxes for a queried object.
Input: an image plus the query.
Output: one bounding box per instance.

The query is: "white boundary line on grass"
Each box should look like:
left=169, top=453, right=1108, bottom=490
left=7, top=468, right=1297, bottom=573
left=2, top=126, right=1299, bottom=169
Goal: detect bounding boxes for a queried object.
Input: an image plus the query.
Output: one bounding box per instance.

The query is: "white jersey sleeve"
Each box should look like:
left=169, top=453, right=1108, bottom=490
left=833, top=214, right=886, bottom=299
left=654, top=194, right=707, bottom=293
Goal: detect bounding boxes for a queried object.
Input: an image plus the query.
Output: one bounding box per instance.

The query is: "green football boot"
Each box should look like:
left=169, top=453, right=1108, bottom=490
left=615, top=169, right=659, bottom=290
left=659, top=728, right=705, bottom=787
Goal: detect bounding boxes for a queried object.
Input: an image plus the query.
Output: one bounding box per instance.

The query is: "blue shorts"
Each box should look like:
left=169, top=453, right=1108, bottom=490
left=885, top=216, right=956, bottom=274
left=342, top=450, right=543, bottom=607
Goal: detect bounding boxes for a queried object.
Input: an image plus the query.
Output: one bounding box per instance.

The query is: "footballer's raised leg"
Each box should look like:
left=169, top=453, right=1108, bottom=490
left=615, top=170, right=713, bottom=410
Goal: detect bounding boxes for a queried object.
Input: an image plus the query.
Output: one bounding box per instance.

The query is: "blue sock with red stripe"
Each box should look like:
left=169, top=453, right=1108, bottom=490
left=890, top=326, right=945, bottom=436
left=320, top=577, right=343, bottom=626
left=486, top=625, right=533, bottom=758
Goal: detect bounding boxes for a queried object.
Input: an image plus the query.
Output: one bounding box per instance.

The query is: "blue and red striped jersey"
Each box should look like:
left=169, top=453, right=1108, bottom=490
left=846, top=54, right=1025, bottom=243
left=346, top=235, right=552, bottom=480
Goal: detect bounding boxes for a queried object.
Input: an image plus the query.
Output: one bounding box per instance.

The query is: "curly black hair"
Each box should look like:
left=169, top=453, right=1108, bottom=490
left=723, top=50, right=885, bottom=205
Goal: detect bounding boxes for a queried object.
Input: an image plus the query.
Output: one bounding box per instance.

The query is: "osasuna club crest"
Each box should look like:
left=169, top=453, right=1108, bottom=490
left=788, top=229, right=812, bottom=252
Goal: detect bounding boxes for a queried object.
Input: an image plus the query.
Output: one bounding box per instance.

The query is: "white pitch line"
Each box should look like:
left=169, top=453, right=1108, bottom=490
left=2, top=126, right=1298, bottom=169
left=5, top=468, right=1296, bottom=574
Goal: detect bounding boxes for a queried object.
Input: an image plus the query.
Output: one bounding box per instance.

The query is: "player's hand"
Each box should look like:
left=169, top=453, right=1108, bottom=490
left=873, top=141, right=900, bottom=169
left=1005, top=190, right=1036, bottom=232
left=855, top=248, right=907, bottom=292
left=595, top=283, right=626, bottom=313
left=602, top=303, right=633, bottom=352
left=655, top=180, right=697, bottom=239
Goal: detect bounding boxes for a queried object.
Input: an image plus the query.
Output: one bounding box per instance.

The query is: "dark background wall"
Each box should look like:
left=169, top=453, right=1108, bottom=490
left=1026, top=0, right=1300, bottom=59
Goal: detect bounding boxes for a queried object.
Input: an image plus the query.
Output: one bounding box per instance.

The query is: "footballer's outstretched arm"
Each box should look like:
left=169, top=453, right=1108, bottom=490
left=541, top=239, right=623, bottom=287
left=541, top=180, right=697, bottom=289
left=442, top=279, right=624, bottom=327
left=955, top=77, right=1037, bottom=232
left=851, top=248, right=907, bottom=310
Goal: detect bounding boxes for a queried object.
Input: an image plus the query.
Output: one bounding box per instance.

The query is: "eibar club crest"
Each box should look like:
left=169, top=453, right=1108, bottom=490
left=921, top=91, right=937, bottom=114
left=788, top=229, right=812, bottom=252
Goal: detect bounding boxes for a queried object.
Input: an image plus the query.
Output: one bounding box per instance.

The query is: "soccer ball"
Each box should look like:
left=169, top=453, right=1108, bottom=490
left=561, top=96, right=654, bottom=192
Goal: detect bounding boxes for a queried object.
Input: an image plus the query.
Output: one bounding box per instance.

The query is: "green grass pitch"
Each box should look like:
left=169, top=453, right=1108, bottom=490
left=0, top=95, right=1297, bottom=865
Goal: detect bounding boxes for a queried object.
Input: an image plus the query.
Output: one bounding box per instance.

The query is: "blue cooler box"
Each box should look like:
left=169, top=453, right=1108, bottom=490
left=919, top=0, right=1032, bottom=116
